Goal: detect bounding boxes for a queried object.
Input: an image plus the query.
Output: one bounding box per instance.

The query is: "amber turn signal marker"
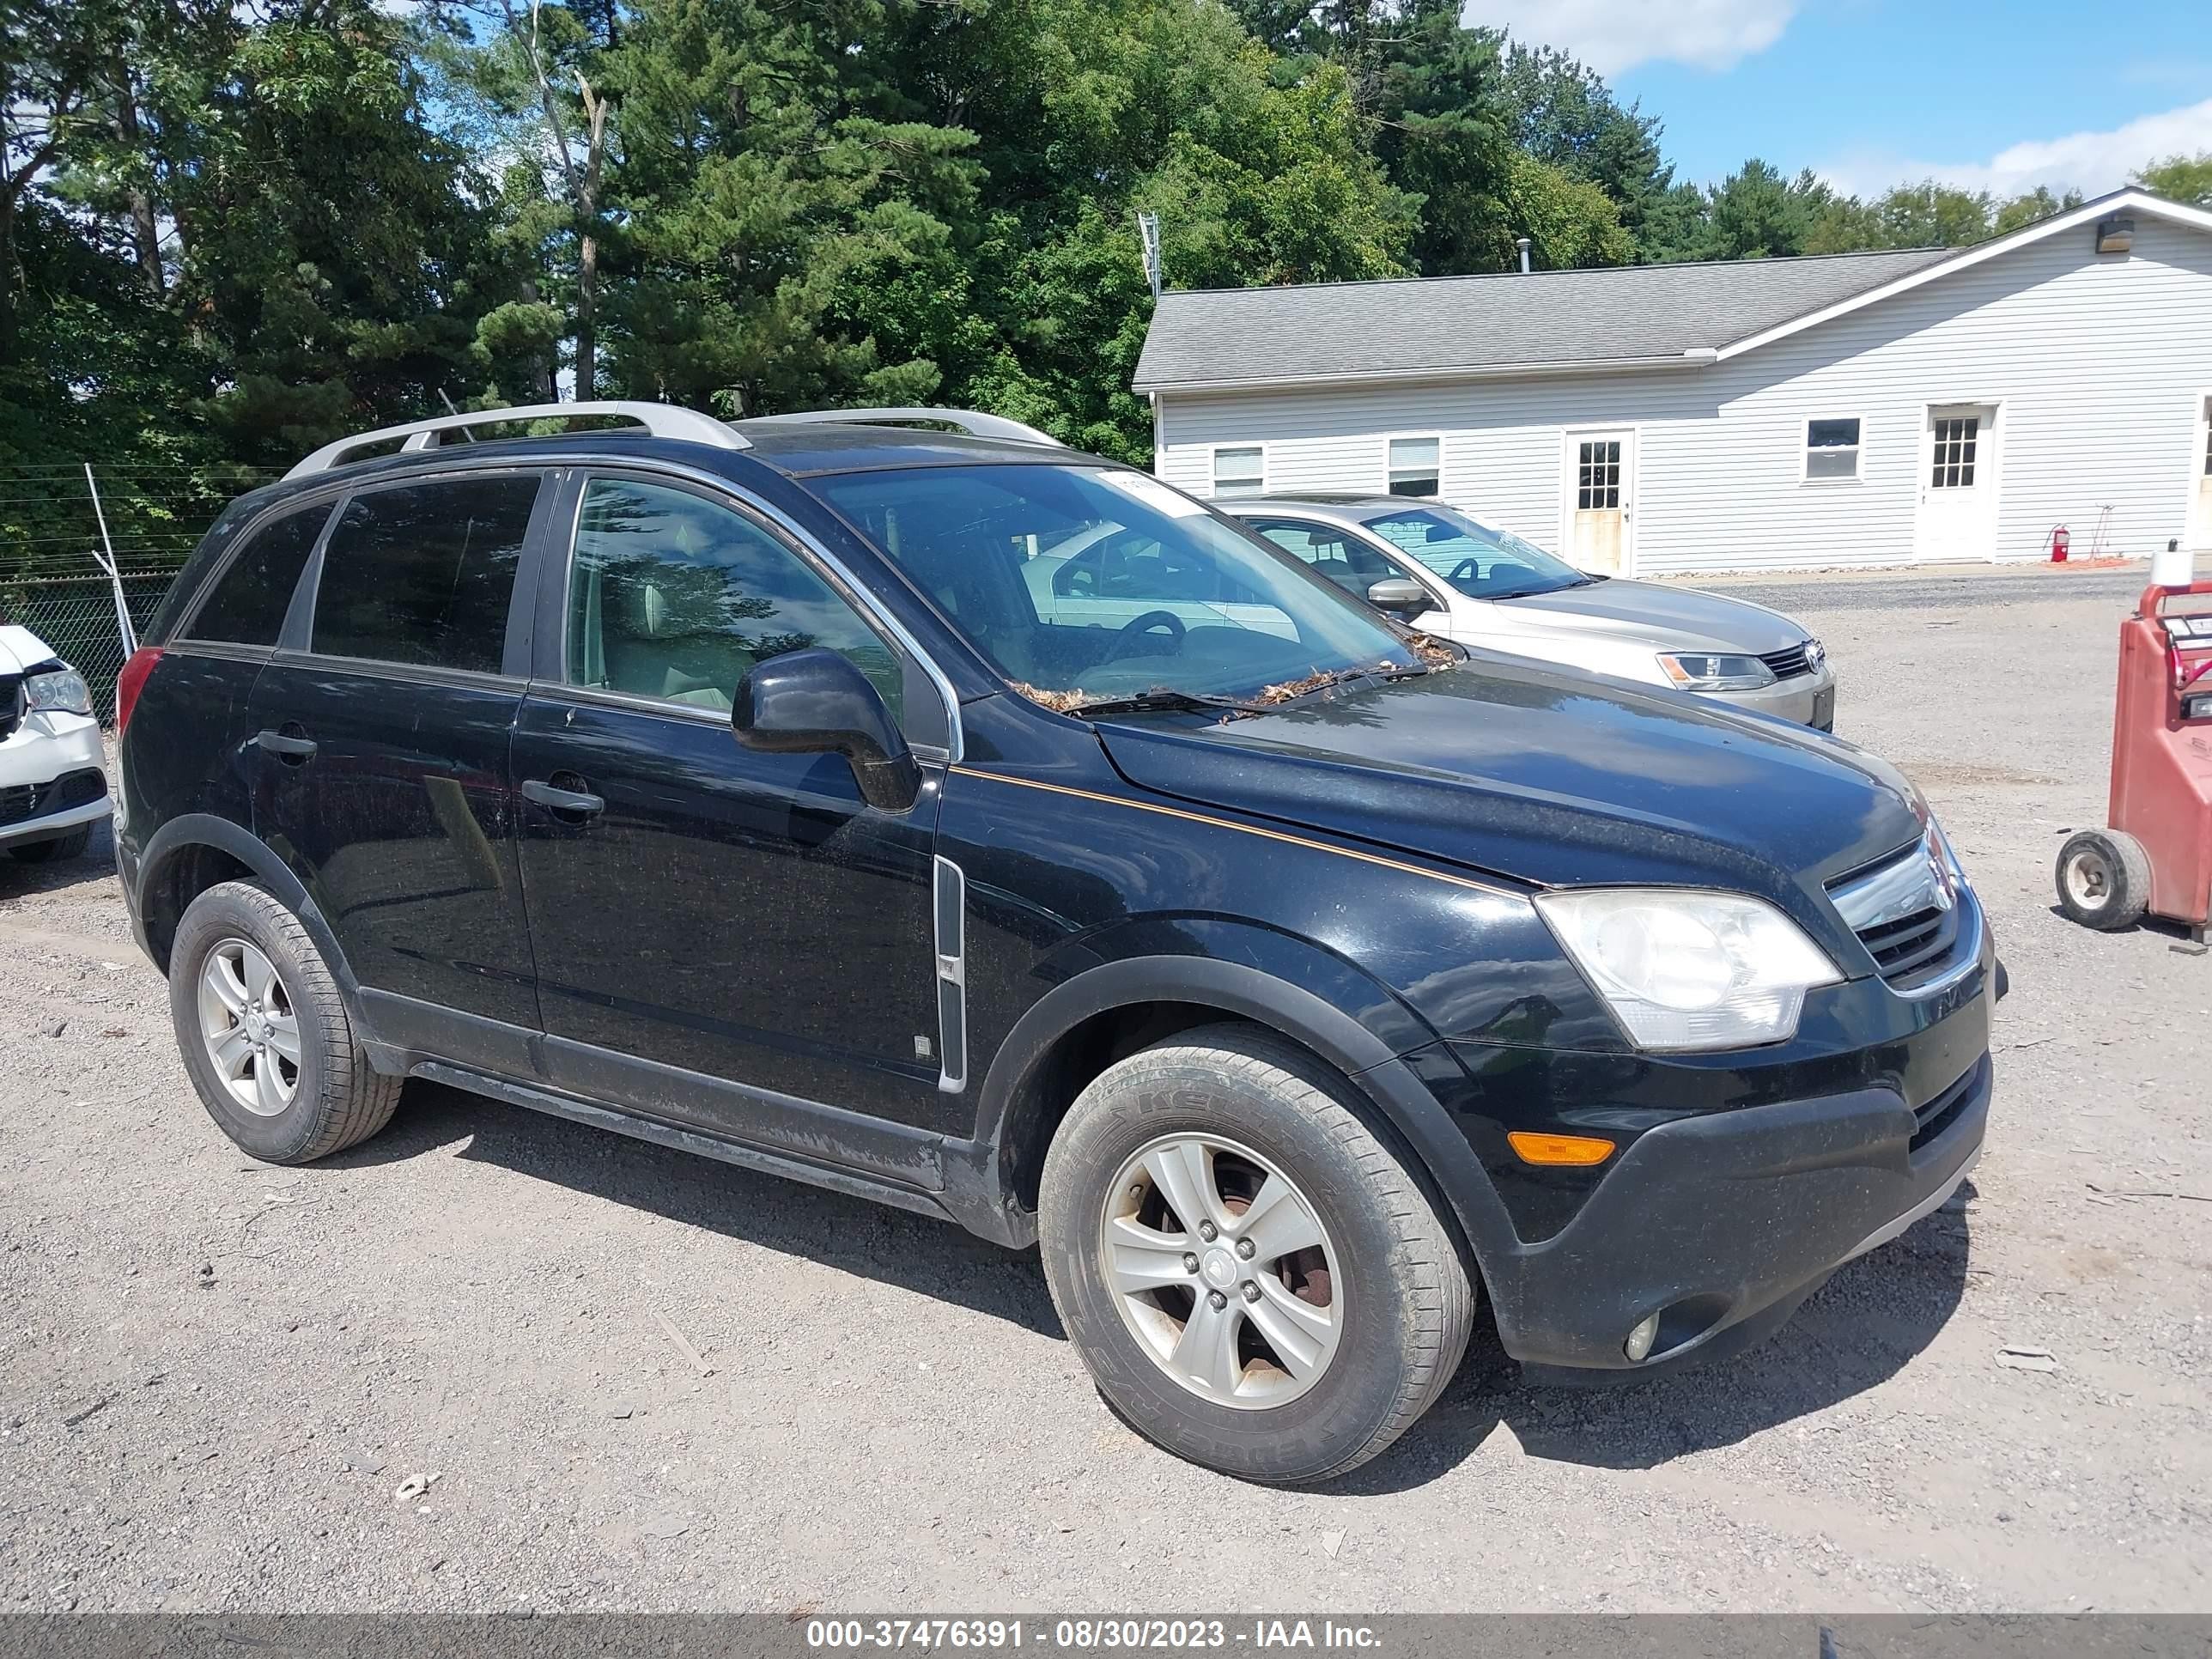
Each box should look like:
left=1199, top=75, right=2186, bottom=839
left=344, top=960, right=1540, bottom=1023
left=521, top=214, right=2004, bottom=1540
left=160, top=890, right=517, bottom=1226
left=1507, top=1131, right=1615, bottom=1167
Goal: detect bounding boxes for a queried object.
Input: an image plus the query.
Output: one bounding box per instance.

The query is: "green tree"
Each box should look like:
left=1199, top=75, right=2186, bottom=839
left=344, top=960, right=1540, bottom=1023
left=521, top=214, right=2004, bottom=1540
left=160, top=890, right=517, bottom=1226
left=2136, top=151, right=2212, bottom=206
left=1697, top=160, right=1832, bottom=259
left=1993, top=185, right=2083, bottom=234
left=1492, top=37, right=1672, bottom=257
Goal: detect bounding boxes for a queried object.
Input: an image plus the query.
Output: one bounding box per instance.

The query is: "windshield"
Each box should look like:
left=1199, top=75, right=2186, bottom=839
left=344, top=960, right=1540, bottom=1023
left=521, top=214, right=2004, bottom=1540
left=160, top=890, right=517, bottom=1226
left=814, top=465, right=1417, bottom=706
left=1359, top=506, right=1589, bottom=601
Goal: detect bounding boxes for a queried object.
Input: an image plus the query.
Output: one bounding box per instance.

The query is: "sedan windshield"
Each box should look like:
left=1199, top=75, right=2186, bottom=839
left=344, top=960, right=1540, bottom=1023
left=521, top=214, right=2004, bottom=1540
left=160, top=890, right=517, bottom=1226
left=815, top=465, right=1419, bottom=707
left=1359, top=506, right=1590, bottom=601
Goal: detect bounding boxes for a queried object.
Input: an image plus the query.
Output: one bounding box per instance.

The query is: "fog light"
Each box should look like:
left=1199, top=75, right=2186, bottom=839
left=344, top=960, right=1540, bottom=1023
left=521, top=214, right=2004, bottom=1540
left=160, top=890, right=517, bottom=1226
left=1624, top=1312, right=1660, bottom=1363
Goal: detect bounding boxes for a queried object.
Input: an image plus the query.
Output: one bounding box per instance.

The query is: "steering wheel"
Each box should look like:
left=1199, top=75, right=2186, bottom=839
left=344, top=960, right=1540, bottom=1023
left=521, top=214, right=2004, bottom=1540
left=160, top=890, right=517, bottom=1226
left=1104, top=610, right=1187, bottom=660
left=1449, top=558, right=1484, bottom=583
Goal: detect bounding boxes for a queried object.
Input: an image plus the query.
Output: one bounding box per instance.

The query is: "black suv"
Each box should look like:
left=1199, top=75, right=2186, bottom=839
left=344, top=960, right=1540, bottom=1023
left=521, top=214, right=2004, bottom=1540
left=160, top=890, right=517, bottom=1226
left=115, top=403, right=1996, bottom=1482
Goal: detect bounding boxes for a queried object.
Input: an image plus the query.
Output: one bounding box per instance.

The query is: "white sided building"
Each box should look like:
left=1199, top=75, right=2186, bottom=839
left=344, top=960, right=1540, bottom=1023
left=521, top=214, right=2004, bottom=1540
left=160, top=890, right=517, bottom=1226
left=1137, top=188, right=2212, bottom=576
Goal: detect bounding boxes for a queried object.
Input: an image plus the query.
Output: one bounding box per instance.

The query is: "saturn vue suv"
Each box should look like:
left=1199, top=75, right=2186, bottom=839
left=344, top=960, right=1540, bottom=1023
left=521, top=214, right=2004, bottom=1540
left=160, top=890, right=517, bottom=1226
left=112, top=403, right=1996, bottom=1483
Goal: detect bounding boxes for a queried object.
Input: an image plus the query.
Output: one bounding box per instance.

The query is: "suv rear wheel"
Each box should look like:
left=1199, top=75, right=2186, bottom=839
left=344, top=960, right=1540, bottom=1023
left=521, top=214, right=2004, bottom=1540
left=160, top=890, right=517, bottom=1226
left=169, top=880, right=401, bottom=1163
left=1037, top=1024, right=1473, bottom=1483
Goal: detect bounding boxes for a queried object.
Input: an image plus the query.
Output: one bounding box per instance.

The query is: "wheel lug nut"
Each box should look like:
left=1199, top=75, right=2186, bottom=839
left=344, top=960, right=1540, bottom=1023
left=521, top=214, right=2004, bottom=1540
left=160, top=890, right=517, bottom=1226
left=1182, top=1253, right=1200, bottom=1274
left=1235, top=1237, right=1255, bottom=1259
left=1198, top=1220, right=1218, bottom=1242
left=1207, top=1290, right=1228, bottom=1311
left=1242, top=1281, right=1261, bottom=1303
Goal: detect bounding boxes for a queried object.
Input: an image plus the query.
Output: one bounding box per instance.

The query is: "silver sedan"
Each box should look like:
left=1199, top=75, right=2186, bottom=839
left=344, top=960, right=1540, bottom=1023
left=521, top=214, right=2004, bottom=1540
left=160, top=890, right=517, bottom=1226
left=1228, top=496, right=1838, bottom=729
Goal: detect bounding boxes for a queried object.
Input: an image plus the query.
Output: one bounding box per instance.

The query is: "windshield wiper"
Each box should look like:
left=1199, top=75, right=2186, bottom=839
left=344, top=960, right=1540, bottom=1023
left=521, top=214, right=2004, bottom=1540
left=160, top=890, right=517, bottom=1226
left=1066, top=687, right=1271, bottom=718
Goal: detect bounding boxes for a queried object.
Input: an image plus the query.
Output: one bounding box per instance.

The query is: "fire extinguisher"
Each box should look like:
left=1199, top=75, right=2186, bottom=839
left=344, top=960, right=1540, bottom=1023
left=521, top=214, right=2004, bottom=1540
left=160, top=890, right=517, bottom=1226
left=2049, top=525, right=2070, bottom=562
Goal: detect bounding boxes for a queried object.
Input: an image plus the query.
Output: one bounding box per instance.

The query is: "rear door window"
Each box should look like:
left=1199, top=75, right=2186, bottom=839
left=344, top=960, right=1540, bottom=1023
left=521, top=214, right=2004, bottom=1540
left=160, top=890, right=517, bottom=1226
left=310, top=476, right=540, bottom=673
left=185, top=503, right=331, bottom=646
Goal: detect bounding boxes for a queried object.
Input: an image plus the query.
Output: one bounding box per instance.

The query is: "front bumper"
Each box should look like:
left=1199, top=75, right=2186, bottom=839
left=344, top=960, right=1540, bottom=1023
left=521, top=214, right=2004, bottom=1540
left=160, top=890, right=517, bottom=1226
left=1498, top=1050, right=1988, bottom=1378
left=1704, top=663, right=1838, bottom=730
left=0, top=714, right=111, bottom=848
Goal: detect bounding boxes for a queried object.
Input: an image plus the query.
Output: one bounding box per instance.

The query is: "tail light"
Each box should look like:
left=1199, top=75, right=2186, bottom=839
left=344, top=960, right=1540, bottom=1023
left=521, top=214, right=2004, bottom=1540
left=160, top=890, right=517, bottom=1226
left=114, top=646, right=164, bottom=735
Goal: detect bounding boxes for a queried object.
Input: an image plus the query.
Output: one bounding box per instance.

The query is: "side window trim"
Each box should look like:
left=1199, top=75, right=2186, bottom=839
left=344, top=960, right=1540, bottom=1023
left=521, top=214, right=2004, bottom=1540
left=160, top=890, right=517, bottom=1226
left=284, top=465, right=554, bottom=680
left=539, top=465, right=955, bottom=759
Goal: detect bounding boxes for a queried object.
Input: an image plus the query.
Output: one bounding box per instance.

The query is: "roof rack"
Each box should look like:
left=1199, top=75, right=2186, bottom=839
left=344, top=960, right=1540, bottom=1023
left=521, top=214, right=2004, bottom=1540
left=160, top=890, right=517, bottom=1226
left=740, top=407, right=1064, bottom=448
left=283, top=400, right=750, bottom=481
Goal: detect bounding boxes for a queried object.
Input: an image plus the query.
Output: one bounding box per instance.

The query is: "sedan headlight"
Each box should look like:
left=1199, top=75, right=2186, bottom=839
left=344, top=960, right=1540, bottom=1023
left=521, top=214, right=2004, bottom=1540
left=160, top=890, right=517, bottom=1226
left=1656, top=651, right=1777, bottom=691
left=24, top=664, right=93, bottom=717
left=1534, top=888, right=1842, bottom=1051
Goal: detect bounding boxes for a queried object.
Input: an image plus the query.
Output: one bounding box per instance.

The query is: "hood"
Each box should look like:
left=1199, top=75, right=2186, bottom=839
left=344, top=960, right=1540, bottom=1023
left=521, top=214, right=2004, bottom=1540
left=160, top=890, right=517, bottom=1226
left=1498, top=578, right=1808, bottom=654
left=0, top=624, right=57, bottom=676
left=1095, top=657, right=1919, bottom=959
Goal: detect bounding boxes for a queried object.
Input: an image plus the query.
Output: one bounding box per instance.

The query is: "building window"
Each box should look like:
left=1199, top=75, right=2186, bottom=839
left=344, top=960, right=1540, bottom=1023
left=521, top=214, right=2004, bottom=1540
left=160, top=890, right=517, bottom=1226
left=1930, top=416, right=1978, bottom=489
left=1577, top=440, right=1621, bottom=509
left=1805, top=417, right=1862, bottom=482
left=1211, top=446, right=1265, bottom=497
left=1388, top=436, right=1441, bottom=497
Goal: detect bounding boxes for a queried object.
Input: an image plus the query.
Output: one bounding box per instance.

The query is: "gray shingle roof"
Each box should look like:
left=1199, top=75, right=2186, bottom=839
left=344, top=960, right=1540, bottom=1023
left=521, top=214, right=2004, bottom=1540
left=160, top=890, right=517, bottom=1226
left=1131, top=247, right=1958, bottom=392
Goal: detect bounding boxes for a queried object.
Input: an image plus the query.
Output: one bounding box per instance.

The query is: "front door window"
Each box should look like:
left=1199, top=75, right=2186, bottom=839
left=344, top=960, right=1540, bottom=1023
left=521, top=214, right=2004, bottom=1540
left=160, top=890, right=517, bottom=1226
left=566, top=477, right=901, bottom=717
left=1930, top=416, right=1979, bottom=489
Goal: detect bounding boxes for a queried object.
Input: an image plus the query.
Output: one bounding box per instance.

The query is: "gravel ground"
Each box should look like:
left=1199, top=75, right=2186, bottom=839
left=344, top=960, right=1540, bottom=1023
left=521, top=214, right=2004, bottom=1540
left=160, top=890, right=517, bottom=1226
left=3, top=562, right=2209, bottom=1615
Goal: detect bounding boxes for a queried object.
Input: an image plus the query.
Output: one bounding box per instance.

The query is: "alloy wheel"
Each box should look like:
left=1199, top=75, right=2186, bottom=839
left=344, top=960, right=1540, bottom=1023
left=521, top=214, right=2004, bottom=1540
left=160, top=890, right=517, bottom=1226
left=1097, top=1133, right=1343, bottom=1409
left=198, top=938, right=302, bottom=1117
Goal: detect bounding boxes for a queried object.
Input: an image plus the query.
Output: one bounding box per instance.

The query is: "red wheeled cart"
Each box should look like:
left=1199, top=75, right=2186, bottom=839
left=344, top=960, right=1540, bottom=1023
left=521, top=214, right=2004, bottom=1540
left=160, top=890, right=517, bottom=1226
left=2057, top=580, right=2212, bottom=939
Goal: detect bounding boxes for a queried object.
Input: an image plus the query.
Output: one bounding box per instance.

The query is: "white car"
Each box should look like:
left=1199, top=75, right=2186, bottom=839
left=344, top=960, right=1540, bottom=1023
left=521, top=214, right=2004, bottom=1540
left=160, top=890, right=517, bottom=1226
left=0, top=624, right=111, bottom=863
left=1230, top=497, right=1838, bottom=729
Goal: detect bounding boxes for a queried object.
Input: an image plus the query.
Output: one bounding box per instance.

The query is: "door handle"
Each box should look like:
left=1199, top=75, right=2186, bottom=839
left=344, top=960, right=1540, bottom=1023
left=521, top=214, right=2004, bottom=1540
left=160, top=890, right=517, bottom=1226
left=254, top=727, right=318, bottom=764
left=522, top=776, right=605, bottom=821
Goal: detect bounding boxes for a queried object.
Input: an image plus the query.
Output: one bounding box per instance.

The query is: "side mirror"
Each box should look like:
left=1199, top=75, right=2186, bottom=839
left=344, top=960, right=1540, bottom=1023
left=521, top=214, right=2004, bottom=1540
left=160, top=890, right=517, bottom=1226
left=1366, top=577, right=1431, bottom=618
left=732, top=648, right=921, bottom=813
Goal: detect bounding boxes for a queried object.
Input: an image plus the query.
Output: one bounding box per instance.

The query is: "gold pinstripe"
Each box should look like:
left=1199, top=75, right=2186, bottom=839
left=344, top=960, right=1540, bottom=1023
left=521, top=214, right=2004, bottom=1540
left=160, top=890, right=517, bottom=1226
left=946, top=765, right=1511, bottom=897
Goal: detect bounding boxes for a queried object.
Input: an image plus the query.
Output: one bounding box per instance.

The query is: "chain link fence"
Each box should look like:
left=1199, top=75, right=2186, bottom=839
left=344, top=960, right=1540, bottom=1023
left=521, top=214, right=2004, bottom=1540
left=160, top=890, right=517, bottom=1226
left=1, top=461, right=282, bottom=722
left=2, top=572, right=179, bottom=720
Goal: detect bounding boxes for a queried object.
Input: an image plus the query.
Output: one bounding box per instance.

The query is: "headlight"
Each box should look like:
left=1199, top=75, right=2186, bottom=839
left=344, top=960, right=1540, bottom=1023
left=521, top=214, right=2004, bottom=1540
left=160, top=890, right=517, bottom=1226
left=1534, top=888, right=1842, bottom=1051
left=24, top=664, right=93, bottom=717
left=1803, top=637, right=1826, bottom=672
left=1656, top=651, right=1776, bottom=691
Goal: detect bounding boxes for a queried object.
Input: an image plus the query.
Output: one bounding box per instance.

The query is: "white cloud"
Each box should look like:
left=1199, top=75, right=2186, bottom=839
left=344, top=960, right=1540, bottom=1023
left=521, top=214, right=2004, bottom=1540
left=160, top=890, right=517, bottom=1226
left=1461, top=0, right=1798, bottom=76
left=1820, top=98, right=2212, bottom=200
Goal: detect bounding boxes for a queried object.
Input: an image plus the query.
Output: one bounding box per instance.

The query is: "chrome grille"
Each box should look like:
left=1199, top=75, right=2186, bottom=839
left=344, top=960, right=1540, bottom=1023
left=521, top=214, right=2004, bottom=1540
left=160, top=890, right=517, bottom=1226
left=1758, top=642, right=1814, bottom=680
left=1829, top=831, right=1967, bottom=992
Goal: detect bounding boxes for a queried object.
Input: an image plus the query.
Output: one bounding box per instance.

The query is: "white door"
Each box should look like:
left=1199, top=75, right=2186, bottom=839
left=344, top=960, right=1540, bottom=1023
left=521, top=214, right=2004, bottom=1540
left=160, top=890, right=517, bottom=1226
left=1913, top=404, right=2000, bottom=562
left=1565, top=431, right=1632, bottom=574
left=2189, top=396, right=2212, bottom=551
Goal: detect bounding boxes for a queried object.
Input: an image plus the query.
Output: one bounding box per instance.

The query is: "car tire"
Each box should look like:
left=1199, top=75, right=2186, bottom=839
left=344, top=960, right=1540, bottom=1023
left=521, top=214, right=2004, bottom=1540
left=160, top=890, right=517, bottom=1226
left=169, top=880, right=401, bottom=1163
left=1037, top=1023, right=1474, bottom=1484
left=2055, top=828, right=2152, bottom=931
left=9, top=824, right=91, bottom=864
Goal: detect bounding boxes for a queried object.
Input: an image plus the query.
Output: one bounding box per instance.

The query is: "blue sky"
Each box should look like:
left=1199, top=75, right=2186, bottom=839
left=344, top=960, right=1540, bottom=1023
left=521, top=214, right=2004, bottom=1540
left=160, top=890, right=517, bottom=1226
left=1462, top=0, right=2212, bottom=198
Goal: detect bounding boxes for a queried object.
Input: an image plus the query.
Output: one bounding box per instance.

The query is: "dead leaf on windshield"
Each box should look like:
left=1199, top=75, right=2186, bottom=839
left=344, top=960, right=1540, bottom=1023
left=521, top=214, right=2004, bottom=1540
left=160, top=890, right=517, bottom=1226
left=1009, top=681, right=1090, bottom=712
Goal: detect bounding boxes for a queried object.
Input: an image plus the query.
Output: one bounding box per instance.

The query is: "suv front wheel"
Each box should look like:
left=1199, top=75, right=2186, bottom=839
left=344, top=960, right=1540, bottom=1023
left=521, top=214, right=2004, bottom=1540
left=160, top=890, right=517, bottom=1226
left=1038, top=1024, right=1474, bottom=1483
left=169, top=881, right=401, bottom=1163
